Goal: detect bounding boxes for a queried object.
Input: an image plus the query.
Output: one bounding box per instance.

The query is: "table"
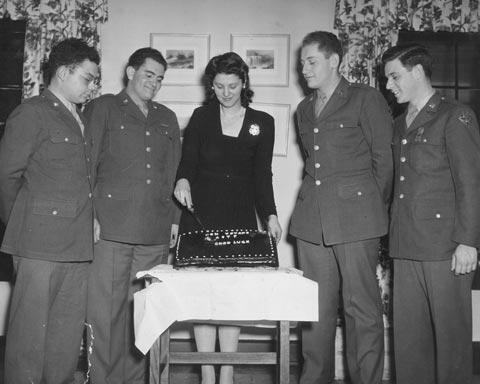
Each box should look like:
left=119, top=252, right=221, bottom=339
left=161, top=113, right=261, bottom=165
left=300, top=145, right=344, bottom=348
left=134, top=265, right=318, bottom=384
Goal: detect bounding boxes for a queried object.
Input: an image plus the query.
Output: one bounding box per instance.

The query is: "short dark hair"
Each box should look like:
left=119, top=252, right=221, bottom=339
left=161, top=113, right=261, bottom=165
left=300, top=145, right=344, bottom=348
left=127, top=47, right=167, bottom=70
left=204, top=52, right=254, bottom=107
left=44, top=38, right=100, bottom=85
left=302, top=31, right=343, bottom=66
left=382, top=44, right=433, bottom=79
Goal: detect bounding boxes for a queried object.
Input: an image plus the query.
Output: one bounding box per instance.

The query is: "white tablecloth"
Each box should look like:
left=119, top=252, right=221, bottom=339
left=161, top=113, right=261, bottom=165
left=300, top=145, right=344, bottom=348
left=133, top=265, right=318, bottom=354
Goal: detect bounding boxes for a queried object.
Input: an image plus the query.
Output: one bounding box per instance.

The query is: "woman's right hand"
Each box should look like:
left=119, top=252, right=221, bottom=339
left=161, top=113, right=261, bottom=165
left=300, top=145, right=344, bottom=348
left=174, top=178, right=193, bottom=209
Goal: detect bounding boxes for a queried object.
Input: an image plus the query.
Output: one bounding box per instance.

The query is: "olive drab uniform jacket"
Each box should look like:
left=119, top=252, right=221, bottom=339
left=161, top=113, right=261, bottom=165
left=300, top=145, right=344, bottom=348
left=85, top=90, right=181, bottom=245
left=0, top=90, right=94, bottom=262
left=289, top=77, right=393, bottom=245
left=389, top=92, right=480, bottom=261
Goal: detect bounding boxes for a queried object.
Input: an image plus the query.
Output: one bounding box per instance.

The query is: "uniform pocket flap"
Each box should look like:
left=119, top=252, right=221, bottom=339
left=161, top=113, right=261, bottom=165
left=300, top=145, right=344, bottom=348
left=338, top=180, right=376, bottom=199
left=48, top=128, right=81, bottom=144
left=414, top=200, right=454, bottom=220
left=326, top=120, right=358, bottom=130
left=32, top=198, right=77, bottom=217
left=95, top=185, right=131, bottom=200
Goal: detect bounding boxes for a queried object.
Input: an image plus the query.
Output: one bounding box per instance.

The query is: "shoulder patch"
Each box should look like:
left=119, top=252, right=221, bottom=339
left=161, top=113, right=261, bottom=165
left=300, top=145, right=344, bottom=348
left=458, top=110, right=473, bottom=126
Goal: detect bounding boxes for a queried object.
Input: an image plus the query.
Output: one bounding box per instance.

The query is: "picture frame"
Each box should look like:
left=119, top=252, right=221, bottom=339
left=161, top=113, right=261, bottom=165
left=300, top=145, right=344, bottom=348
left=160, top=100, right=202, bottom=136
left=251, top=102, right=291, bottom=156
left=231, top=34, right=290, bottom=87
left=150, top=33, right=210, bottom=86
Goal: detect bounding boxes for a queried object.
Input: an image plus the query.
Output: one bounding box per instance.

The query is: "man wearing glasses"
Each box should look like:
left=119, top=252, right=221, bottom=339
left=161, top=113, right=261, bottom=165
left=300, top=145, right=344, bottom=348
left=0, top=38, right=99, bottom=384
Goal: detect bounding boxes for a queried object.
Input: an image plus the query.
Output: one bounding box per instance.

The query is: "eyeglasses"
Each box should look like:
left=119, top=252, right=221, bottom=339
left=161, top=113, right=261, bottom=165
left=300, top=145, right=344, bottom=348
left=74, top=67, right=100, bottom=87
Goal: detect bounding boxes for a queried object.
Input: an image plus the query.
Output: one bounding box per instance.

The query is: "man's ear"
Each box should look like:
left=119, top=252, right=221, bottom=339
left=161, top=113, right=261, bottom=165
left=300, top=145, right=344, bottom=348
left=126, top=66, right=136, bottom=81
left=412, top=64, right=425, bottom=80
left=329, top=53, right=340, bottom=69
left=56, top=65, right=69, bottom=81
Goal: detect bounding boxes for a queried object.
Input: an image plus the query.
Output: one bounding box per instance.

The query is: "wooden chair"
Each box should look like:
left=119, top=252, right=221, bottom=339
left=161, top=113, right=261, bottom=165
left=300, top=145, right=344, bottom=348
left=149, top=320, right=291, bottom=384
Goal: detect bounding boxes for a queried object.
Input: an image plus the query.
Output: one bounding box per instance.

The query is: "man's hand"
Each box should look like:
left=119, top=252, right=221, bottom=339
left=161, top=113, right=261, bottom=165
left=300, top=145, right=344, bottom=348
left=93, top=218, right=101, bottom=243
left=451, top=244, right=478, bottom=275
left=174, top=178, right=193, bottom=209
left=170, top=224, right=179, bottom=248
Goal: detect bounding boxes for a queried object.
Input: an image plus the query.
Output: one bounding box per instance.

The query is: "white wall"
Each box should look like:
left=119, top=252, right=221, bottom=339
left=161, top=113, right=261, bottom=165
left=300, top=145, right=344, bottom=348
left=99, top=0, right=336, bottom=266
left=0, top=282, right=11, bottom=335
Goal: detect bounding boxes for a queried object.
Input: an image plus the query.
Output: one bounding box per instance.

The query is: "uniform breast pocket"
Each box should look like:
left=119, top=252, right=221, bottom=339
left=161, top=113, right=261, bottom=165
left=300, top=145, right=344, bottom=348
left=408, top=138, right=445, bottom=173
left=325, top=121, right=363, bottom=154
left=108, top=124, right=142, bottom=162
left=152, top=125, right=174, bottom=163
left=47, top=131, right=81, bottom=168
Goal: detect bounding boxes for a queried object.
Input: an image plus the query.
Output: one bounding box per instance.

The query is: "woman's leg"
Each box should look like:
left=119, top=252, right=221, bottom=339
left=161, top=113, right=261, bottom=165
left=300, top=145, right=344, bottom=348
left=194, top=324, right=217, bottom=384
left=218, top=325, right=240, bottom=384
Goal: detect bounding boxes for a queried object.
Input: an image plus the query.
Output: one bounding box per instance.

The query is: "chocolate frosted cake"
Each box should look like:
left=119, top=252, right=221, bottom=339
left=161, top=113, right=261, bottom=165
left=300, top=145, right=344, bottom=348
left=175, top=229, right=278, bottom=268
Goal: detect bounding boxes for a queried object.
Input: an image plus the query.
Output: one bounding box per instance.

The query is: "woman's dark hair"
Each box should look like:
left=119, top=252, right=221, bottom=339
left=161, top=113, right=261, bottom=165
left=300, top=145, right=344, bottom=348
left=44, top=38, right=100, bottom=85
left=204, top=52, right=253, bottom=107
left=382, top=44, right=433, bottom=79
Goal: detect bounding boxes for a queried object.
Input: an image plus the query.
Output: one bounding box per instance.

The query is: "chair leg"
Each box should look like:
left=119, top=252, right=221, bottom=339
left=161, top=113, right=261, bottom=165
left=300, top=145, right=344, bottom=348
left=277, top=321, right=290, bottom=384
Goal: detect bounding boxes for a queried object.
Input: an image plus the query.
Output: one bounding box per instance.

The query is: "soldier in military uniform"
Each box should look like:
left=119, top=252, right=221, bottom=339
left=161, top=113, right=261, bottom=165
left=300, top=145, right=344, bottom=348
left=382, top=44, right=480, bottom=384
left=85, top=48, right=181, bottom=384
left=0, top=39, right=99, bottom=384
left=290, top=31, right=393, bottom=384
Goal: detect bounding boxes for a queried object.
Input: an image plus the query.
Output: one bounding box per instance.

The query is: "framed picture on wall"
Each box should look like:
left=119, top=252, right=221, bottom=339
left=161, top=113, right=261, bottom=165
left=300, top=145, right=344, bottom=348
left=251, top=102, right=291, bottom=156
left=230, top=34, right=290, bottom=87
left=150, top=33, right=210, bottom=85
left=160, top=100, right=202, bottom=137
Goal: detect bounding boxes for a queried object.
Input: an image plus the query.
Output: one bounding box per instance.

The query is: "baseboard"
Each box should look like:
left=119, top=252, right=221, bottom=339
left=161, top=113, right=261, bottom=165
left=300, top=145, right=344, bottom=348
left=474, top=342, right=480, bottom=374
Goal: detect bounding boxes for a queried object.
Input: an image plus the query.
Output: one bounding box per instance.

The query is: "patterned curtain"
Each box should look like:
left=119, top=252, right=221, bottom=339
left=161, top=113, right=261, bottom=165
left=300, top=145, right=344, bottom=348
left=0, top=0, right=108, bottom=99
left=334, top=0, right=480, bottom=87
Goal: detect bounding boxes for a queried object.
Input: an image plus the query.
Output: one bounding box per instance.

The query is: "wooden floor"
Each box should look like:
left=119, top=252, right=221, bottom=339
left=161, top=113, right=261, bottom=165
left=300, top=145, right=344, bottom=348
left=1, top=337, right=479, bottom=384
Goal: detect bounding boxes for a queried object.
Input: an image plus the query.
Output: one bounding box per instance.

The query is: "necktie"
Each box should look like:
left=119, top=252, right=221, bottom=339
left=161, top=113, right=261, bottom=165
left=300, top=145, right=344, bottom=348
left=69, top=105, right=85, bottom=135
left=314, top=93, right=327, bottom=118
left=405, top=107, right=418, bottom=128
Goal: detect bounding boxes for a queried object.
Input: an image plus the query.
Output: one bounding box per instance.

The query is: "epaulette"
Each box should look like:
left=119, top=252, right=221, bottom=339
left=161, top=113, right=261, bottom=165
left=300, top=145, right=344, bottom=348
left=438, top=94, right=461, bottom=107
left=151, top=101, right=162, bottom=111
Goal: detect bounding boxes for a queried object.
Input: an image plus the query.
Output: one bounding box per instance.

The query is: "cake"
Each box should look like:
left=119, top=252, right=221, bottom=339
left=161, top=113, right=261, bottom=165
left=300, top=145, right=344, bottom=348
left=174, top=229, right=278, bottom=267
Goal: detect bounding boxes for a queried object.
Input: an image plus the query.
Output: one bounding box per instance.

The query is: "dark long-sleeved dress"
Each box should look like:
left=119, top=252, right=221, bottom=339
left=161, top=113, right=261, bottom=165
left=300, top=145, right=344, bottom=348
left=176, top=102, right=277, bottom=232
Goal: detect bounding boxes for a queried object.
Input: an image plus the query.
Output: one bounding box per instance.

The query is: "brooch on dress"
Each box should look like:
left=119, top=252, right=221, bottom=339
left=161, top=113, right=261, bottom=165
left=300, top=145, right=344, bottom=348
left=249, top=123, right=260, bottom=136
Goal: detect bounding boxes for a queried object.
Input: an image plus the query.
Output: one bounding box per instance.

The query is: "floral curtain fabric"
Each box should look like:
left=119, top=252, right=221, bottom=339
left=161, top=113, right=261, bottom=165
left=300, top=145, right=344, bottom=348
left=0, top=0, right=108, bottom=99
left=334, top=0, right=480, bottom=86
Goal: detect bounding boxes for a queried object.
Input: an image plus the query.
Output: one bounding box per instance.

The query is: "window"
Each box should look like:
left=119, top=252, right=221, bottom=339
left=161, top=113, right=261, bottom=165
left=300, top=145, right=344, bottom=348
left=381, top=30, right=480, bottom=119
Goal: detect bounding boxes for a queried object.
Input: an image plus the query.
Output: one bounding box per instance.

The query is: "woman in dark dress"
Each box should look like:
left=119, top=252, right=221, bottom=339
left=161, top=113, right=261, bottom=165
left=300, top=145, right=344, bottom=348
left=174, top=52, right=282, bottom=384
